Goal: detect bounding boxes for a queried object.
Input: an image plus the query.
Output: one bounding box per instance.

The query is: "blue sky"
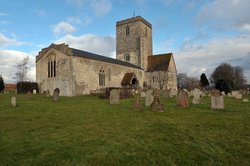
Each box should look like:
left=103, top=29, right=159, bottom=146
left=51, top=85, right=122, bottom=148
left=1, top=0, right=250, bottom=83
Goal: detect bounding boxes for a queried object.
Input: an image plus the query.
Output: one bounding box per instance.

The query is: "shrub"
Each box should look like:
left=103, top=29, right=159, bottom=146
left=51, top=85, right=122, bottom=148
left=17, top=82, right=38, bottom=94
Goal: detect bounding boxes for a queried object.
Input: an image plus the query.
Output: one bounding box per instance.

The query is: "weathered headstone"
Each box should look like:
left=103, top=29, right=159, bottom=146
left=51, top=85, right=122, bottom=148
left=243, top=98, right=249, bottom=102
left=133, top=96, right=142, bottom=111
left=53, top=88, right=60, bottom=102
left=192, top=88, right=203, bottom=104
left=110, top=89, right=120, bottom=104
left=151, top=89, right=164, bottom=112
left=33, top=89, right=37, bottom=94
left=11, top=96, right=16, bottom=107
left=211, top=91, right=224, bottom=110
left=227, top=93, right=232, bottom=97
left=221, top=91, right=226, bottom=96
left=46, top=90, right=50, bottom=97
left=145, top=89, right=154, bottom=106
left=176, top=90, right=189, bottom=108
left=235, top=93, right=242, bottom=100
left=140, top=91, right=146, bottom=98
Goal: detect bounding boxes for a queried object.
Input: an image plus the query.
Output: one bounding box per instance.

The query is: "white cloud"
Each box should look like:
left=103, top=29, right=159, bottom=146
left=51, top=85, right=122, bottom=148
left=55, top=34, right=115, bottom=58
left=0, top=12, right=9, bottom=16
left=175, top=34, right=250, bottom=83
left=91, top=0, right=112, bottom=17
left=67, top=16, right=93, bottom=25
left=196, top=0, right=250, bottom=30
left=0, top=50, right=36, bottom=83
left=67, top=0, right=112, bottom=17
left=52, top=21, right=76, bottom=35
left=0, top=33, right=19, bottom=47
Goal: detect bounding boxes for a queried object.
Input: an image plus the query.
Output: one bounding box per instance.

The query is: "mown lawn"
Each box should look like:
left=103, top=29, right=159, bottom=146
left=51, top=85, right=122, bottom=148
left=0, top=93, right=250, bottom=166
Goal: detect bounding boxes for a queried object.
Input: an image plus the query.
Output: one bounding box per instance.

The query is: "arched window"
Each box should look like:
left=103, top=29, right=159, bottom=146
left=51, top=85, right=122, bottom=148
left=124, top=54, right=130, bottom=61
left=47, top=54, right=56, bottom=78
left=99, top=69, right=105, bottom=86
left=126, top=26, right=130, bottom=36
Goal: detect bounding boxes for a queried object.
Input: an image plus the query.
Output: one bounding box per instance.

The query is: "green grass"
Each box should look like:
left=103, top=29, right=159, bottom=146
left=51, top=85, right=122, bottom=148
left=0, top=93, right=250, bottom=166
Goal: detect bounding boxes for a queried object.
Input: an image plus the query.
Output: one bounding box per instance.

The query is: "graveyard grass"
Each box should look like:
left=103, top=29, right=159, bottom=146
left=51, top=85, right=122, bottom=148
left=0, top=94, right=250, bottom=166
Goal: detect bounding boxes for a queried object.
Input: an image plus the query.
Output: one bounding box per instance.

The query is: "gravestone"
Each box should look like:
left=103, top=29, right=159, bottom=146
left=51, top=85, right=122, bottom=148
left=227, top=93, right=232, bottom=97
left=151, top=89, right=164, bottom=112
left=11, top=96, right=16, bottom=107
left=42, top=91, right=46, bottom=95
left=110, top=89, right=120, bottom=104
left=133, top=96, right=142, bottom=111
left=33, top=89, right=37, bottom=94
left=176, top=90, right=189, bottom=108
left=53, top=88, right=60, bottom=102
left=27, top=91, right=32, bottom=99
left=145, top=89, right=154, bottom=106
left=140, top=91, right=146, bottom=98
left=235, top=93, right=242, bottom=100
left=192, top=88, right=203, bottom=104
left=46, top=90, right=50, bottom=97
left=211, top=91, right=224, bottom=110
left=221, top=91, right=226, bottom=96
left=243, top=98, right=249, bottom=102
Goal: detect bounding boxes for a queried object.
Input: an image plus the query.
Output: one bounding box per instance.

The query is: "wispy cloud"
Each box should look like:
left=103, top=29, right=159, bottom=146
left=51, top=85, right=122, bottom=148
left=90, top=0, right=112, bottom=17
left=52, top=21, right=77, bottom=35
left=66, top=0, right=112, bottom=17
left=196, top=0, right=250, bottom=31
left=0, top=33, right=20, bottom=47
left=55, top=34, right=115, bottom=58
left=0, top=12, right=9, bottom=17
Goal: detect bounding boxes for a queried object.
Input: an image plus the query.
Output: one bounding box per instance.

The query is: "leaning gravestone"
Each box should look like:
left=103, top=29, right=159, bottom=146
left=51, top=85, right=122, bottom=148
left=11, top=96, right=16, bottom=107
left=192, top=88, right=203, bottom=104
left=151, top=89, right=164, bottom=112
left=176, top=90, right=189, bottom=108
left=110, top=89, right=120, bottom=104
left=145, top=89, right=154, bottom=106
left=53, top=88, right=60, bottom=102
left=211, top=91, right=224, bottom=110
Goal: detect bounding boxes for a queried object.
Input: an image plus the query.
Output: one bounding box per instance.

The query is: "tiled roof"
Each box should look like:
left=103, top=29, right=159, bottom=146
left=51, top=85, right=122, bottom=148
left=72, top=48, right=143, bottom=70
left=147, top=53, right=173, bottom=71
left=121, top=72, right=136, bottom=85
left=4, top=84, right=17, bottom=90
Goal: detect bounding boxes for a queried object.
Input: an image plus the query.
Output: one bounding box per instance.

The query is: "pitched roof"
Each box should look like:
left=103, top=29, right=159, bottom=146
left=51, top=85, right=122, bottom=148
left=72, top=48, right=142, bottom=69
left=4, top=84, right=16, bottom=91
left=147, top=53, right=173, bottom=71
left=121, top=72, right=136, bottom=85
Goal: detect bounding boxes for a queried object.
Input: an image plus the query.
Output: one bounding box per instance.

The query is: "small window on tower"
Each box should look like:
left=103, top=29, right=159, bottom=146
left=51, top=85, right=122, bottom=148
left=125, top=54, right=130, bottom=61
left=145, top=27, right=147, bottom=37
left=126, top=26, right=130, bottom=36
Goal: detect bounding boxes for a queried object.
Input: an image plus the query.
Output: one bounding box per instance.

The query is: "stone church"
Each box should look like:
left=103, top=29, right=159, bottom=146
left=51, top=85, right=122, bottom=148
left=36, top=16, right=177, bottom=96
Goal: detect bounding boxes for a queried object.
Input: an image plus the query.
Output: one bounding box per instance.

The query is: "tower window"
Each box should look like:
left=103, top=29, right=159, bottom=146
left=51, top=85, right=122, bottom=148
left=145, top=27, right=147, bottom=37
left=126, top=26, right=130, bottom=36
left=125, top=54, right=130, bottom=61
left=99, top=69, right=105, bottom=86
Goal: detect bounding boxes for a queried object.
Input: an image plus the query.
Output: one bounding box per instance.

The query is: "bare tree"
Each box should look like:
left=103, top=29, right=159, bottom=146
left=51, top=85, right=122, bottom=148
left=152, top=71, right=168, bottom=90
left=13, top=56, right=30, bottom=83
left=177, top=73, right=188, bottom=89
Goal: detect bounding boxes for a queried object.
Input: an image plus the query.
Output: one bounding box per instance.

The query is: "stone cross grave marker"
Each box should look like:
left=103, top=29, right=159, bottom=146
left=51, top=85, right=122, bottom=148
left=110, top=89, right=120, bottom=104
left=192, top=88, right=203, bottom=104
left=151, top=89, right=164, bottom=112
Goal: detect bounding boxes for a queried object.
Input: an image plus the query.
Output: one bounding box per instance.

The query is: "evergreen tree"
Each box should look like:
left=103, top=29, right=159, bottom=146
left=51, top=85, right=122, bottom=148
left=0, top=75, right=4, bottom=92
left=200, top=73, right=209, bottom=87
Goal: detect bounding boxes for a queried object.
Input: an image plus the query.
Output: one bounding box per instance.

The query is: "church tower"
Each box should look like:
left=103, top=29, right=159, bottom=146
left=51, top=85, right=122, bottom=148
left=116, top=16, right=152, bottom=70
